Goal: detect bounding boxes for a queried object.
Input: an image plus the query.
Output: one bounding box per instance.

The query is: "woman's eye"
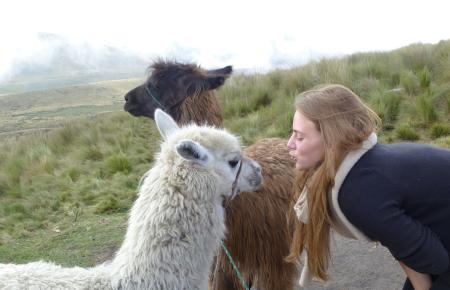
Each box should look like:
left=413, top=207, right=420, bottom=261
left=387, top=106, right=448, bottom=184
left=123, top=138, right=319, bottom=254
left=228, top=160, right=239, bottom=168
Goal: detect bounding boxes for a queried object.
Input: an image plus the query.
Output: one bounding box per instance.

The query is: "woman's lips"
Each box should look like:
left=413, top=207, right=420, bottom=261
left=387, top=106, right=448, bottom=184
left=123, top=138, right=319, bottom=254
left=289, top=152, right=297, bottom=161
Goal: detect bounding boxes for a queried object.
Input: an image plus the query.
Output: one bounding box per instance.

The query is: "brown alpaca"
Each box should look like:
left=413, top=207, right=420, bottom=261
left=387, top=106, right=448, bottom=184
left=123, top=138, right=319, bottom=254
left=124, top=60, right=298, bottom=290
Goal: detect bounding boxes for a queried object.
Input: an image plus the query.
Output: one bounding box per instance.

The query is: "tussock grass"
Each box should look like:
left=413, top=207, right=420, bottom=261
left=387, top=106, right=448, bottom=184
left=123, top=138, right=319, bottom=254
left=0, top=113, right=158, bottom=245
left=416, top=93, right=438, bottom=124
left=395, top=124, right=420, bottom=141
left=1, top=40, right=450, bottom=265
left=370, top=91, right=403, bottom=125
left=430, top=123, right=450, bottom=139
left=221, top=41, right=450, bottom=145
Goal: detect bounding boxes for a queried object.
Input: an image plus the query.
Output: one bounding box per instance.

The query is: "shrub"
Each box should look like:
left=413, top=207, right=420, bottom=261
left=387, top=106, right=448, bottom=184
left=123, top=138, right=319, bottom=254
left=429, top=123, right=450, bottom=139
left=419, top=68, right=431, bottom=89
left=371, top=91, right=403, bottom=124
left=105, top=154, right=132, bottom=175
left=80, top=191, right=96, bottom=205
left=67, top=168, right=81, bottom=182
left=4, top=203, right=27, bottom=215
left=390, top=72, right=401, bottom=87
left=83, top=146, right=103, bottom=161
left=51, top=200, right=61, bottom=211
left=446, top=95, right=450, bottom=114
left=400, top=70, right=419, bottom=95
left=95, top=195, right=125, bottom=214
left=0, top=173, right=10, bottom=196
left=395, top=124, right=420, bottom=141
left=417, top=94, right=438, bottom=124
left=47, top=124, right=79, bottom=154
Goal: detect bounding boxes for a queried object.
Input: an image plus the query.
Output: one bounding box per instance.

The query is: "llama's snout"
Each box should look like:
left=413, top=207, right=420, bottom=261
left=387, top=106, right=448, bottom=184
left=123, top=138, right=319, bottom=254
left=123, top=92, right=133, bottom=112
left=238, top=157, right=263, bottom=193
left=251, top=162, right=263, bottom=187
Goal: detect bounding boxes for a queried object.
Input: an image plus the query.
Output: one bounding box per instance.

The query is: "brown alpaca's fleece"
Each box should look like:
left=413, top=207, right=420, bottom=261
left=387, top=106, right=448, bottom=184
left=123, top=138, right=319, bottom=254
left=176, top=91, right=223, bottom=127
left=216, top=138, right=297, bottom=290
left=173, top=90, right=298, bottom=290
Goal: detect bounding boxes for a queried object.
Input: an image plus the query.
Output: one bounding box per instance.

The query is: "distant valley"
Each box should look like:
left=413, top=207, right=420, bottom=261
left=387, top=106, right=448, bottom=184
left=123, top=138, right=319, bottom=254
left=0, top=78, right=143, bottom=136
left=0, top=33, right=150, bottom=136
left=0, top=32, right=149, bottom=95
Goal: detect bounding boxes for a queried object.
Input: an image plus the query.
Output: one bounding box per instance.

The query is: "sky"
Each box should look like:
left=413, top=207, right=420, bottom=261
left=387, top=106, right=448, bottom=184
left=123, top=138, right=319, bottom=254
left=1, top=0, right=450, bottom=80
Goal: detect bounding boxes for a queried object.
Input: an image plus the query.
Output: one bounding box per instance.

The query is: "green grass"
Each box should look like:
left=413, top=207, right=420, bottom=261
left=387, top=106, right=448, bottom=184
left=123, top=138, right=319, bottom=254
left=0, top=113, right=157, bottom=243
left=0, top=213, right=127, bottom=266
left=1, top=40, right=450, bottom=266
left=369, top=90, right=403, bottom=125
left=430, top=123, right=450, bottom=139
left=0, top=78, right=143, bottom=135
left=395, top=124, right=421, bottom=141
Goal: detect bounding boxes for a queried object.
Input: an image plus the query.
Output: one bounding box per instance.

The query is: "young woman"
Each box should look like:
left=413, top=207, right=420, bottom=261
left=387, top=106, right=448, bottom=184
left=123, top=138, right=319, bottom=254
left=286, top=84, right=450, bottom=290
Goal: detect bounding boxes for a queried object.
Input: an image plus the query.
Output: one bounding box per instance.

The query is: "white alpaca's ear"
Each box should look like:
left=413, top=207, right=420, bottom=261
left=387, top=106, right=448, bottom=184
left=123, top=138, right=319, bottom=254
left=155, top=109, right=179, bottom=140
left=176, top=139, right=210, bottom=163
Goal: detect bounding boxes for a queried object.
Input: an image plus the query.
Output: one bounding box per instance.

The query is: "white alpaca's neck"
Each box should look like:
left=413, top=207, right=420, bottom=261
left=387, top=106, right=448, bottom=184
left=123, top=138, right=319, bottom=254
left=109, top=165, right=226, bottom=289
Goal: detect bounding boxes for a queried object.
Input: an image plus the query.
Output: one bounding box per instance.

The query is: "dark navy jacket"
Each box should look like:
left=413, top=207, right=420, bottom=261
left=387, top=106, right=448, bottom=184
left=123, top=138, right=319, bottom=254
left=338, top=143, right=450, bottom=289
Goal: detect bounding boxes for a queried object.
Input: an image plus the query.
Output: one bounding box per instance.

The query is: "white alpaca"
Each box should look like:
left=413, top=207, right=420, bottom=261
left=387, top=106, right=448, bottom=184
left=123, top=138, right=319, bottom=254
left=0, top=109, right=263, bottom=290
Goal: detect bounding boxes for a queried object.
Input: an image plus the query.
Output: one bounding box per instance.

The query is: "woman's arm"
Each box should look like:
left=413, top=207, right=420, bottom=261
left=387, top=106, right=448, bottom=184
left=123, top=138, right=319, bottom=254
left=399, top=261, right=432, bottom=290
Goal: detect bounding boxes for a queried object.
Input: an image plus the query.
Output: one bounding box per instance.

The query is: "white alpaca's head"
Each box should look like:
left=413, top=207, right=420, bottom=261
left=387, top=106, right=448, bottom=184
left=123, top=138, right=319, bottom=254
left=154, top=109, right=262, bottom=200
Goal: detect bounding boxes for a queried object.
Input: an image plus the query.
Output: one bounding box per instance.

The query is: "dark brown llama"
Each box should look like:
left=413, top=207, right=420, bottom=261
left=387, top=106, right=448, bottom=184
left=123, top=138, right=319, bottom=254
left=124, top=60, right=298, bottom=290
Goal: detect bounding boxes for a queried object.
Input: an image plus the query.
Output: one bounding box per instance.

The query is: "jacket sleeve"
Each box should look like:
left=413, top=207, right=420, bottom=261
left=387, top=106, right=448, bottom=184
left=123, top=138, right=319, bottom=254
left=338, top=169, right=449, bottom=275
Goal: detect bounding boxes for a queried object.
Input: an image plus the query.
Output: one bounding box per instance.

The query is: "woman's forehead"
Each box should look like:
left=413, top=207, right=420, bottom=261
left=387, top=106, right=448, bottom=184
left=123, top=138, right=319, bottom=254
left=293, top=111, right=317, bottom=133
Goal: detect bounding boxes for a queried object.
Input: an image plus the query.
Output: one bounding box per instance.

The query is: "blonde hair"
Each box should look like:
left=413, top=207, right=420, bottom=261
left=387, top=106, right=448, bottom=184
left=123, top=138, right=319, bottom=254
left=286, top=84, right=381, bottom=280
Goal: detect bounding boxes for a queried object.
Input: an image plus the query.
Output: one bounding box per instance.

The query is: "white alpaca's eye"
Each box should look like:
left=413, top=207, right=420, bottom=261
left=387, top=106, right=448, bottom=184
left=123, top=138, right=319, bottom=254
left=228, top=160, right=239, bottom=168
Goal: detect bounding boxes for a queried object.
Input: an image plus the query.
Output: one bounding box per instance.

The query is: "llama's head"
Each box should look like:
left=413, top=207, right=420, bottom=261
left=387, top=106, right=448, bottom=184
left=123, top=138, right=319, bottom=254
left=124, top=60, right=232, bottom=124
left=154, top=109, right=262, bottom=200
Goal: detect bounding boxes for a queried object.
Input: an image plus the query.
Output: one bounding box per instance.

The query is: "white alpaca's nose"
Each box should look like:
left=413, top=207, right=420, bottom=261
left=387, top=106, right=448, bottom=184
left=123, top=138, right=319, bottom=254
left=250, top=159, right=263, bottom=188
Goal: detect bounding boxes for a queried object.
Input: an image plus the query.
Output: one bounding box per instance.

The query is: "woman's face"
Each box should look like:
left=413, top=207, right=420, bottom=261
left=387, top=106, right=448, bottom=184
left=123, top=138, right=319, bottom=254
left=287, top=111, right=325, bottom=170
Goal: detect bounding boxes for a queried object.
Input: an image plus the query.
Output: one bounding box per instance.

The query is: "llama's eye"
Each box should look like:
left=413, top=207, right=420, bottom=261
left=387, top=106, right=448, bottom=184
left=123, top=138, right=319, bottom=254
left=228, top=160, right=239, bottom=168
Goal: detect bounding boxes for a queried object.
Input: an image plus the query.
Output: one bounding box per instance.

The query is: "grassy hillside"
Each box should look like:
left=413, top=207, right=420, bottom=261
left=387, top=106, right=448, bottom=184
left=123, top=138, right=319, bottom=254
left=0, top=78, right=143, bottom=137
left=0, top=40, right=449, bottom=267
left=0, top=113, right=156, bottom=265
left=220, top=41, right=450, bottom=146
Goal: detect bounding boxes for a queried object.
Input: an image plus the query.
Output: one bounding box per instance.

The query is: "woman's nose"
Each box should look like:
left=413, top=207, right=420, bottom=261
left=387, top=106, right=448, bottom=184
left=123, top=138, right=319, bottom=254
left=287, top=134, right=295, bottom=149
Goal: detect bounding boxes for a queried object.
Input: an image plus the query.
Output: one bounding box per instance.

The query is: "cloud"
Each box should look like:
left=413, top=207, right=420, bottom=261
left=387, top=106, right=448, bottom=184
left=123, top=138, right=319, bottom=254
left=1, top=0, right=450, bottom=82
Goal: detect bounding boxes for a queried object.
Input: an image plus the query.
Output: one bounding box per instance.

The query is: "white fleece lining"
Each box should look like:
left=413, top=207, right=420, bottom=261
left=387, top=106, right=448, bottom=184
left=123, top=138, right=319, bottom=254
left=329, top=132, right=377, bottom=241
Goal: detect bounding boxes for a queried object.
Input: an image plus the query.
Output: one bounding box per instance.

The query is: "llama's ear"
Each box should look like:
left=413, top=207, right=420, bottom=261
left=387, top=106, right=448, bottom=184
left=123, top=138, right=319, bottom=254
left=207, top=65, right=232, bottom=77
left=205, top=65, right=232, bottom=90
left=155, top=109, right=179, bottom=140
left=176, top=139, right=210, bottom=163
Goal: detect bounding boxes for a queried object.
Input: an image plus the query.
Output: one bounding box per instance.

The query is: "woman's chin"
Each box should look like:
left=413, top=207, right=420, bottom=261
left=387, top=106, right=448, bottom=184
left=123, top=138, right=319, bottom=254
left=295, top=162, right=312, bottom=170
